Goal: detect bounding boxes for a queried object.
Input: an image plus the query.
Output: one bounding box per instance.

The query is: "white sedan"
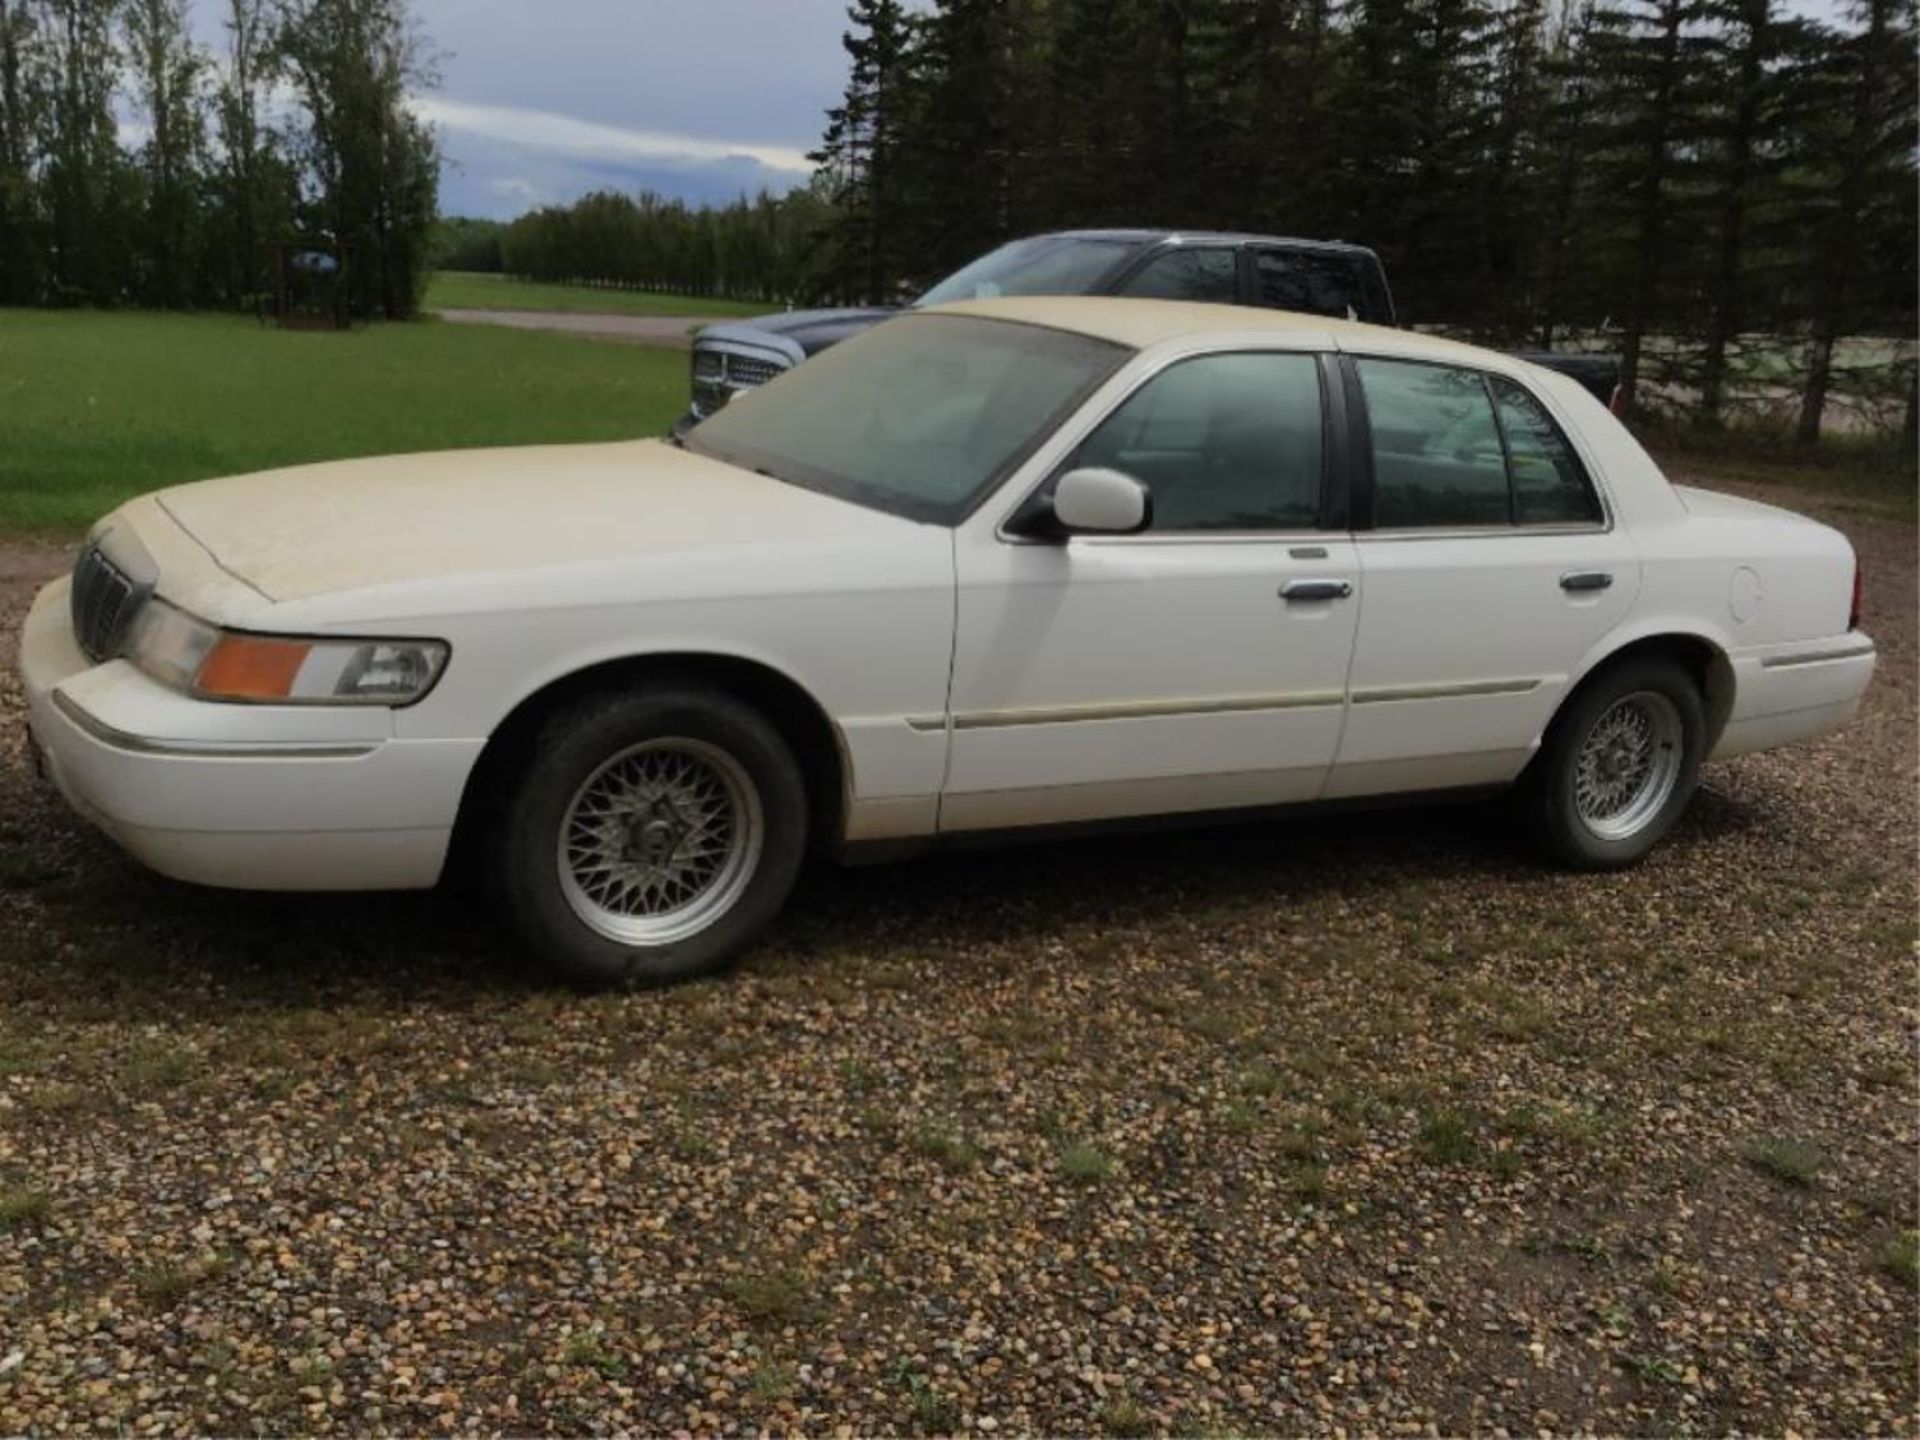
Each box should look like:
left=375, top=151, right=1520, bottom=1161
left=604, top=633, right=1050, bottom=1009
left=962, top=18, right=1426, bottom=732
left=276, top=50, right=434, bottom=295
left=20, top=298, right=1876, bottom=983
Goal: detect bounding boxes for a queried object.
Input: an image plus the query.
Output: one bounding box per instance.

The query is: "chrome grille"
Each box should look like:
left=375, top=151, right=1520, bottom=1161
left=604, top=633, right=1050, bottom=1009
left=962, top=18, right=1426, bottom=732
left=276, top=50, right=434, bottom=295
left=724, top=354, right=783, bottom=387
left=689, top=344, right=792, bottom=418
left=70, top=542, right=144, bottom=662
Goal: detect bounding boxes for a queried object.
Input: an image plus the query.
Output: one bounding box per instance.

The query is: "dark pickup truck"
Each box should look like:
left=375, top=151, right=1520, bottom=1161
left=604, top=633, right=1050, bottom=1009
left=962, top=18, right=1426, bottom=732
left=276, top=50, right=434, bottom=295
left=679, top=229, right=1619, bottom=431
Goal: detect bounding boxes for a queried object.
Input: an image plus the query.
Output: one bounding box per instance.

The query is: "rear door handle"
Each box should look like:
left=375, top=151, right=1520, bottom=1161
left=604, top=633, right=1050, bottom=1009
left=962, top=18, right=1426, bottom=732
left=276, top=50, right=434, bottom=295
left=1281, top=579, right=1353, bottom=602
left=1560, top=570, right=1613, bottom=593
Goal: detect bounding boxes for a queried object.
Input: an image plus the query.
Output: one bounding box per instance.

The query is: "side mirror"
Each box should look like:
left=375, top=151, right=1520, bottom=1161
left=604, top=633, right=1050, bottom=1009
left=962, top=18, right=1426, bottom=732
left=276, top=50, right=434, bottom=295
left=1048, top=467, right=1152, bottom=537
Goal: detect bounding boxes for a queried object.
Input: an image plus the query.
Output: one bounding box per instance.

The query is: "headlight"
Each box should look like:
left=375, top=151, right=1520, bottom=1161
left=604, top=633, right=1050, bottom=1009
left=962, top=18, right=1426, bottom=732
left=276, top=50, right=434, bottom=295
left=126, top=599, right=448, bottom=706
left=692, top=349, right=724, bottom=380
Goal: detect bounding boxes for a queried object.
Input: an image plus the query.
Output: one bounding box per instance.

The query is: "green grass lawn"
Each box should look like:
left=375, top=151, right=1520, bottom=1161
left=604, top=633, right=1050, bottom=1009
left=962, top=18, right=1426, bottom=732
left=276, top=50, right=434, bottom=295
left=0, top=309, right=687, bottom=533
left=424, top=271, right=770, bottom=319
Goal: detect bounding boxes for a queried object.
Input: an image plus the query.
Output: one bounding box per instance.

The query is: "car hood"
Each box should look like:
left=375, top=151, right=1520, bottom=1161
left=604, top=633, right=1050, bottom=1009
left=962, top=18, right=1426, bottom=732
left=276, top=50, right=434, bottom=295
left=719, top=306, right=897, bottom=354
left=153, top=439, right=907, bottom=604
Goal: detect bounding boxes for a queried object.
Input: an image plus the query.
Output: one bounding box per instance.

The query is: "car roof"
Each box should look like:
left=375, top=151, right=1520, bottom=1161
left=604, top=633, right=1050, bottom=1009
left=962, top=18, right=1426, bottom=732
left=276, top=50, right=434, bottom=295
left=1044, top=228, right=1379, bottom=257
left=928, top=295, right=1503, bottom=368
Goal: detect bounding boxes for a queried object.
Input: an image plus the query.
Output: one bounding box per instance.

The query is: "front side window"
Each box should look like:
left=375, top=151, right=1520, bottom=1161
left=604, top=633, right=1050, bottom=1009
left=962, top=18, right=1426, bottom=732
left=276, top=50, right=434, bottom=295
left=1065, top=352, right=1325, bottom=531
left=1358, top=359, right=1511, bottom=528
left=1116, top=248, right=1240, bottom=304
left=687, top=314, right=1128, bottom=525
left=1493, top=376, right=1603, bottom=525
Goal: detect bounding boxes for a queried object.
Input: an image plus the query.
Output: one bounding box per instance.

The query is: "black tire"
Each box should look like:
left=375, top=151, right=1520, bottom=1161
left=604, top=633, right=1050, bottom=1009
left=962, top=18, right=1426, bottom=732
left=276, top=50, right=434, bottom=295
left=491, top=682, right=807, bottom=986
left=1527, top=656, right=1706, bottom=870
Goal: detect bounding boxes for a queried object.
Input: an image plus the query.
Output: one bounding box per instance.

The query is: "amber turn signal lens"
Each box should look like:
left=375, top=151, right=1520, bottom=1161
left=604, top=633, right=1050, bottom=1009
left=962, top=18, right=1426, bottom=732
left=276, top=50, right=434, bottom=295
left=195, top=635, right=313, bottom=700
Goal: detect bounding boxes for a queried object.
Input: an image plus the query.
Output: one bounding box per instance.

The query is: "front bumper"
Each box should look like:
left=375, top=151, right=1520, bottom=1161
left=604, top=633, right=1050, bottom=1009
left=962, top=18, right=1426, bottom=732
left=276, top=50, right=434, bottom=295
left=20, top=577, right=483, bottom=891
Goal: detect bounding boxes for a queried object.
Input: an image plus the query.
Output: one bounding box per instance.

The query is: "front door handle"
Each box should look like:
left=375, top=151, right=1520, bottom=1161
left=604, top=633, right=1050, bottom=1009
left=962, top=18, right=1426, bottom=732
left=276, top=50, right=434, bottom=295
left=1560, top=570, right=1614, bottom=593
left=1281, top=578, right=1353, bottom=602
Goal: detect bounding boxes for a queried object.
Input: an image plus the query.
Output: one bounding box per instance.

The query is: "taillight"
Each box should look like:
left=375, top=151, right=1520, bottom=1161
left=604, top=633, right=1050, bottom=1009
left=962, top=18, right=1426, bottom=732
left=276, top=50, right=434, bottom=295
left=1848, top=559, right=1863, bottom=630
left=1607, top=385, right=1626, bottom=417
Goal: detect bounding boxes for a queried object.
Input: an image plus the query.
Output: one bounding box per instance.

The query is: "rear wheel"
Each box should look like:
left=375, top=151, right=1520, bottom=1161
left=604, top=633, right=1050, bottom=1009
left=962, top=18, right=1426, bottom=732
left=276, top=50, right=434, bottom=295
left=1528, top=657, right=1705, bottom=869
left=492, top=684, right=807, bottom=985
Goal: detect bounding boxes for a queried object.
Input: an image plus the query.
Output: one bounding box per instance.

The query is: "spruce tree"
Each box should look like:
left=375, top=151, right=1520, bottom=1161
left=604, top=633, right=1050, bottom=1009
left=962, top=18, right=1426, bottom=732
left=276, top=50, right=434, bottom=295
left=1691, top=0, right=1776, bottom=422
left=1790, top=0, right=1916, bottom=442
left=1577, top=0, right=1714, bottom=414
left=813, top=0, right=920, bottom=302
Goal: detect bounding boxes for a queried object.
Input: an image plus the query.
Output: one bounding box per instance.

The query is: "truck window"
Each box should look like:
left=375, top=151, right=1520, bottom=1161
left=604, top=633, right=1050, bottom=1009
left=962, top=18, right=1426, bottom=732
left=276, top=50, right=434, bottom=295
left=1116, top=248, right=1239, bottom=303
left=1251, top=250, right=1370, bottom=322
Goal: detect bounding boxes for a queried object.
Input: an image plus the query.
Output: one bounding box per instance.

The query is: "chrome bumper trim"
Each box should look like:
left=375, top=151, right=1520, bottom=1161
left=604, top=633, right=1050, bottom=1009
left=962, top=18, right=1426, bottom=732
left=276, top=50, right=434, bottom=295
left=1759, top=640, right=1877, bottom=670
left=51, top=690, right=379, bottom=760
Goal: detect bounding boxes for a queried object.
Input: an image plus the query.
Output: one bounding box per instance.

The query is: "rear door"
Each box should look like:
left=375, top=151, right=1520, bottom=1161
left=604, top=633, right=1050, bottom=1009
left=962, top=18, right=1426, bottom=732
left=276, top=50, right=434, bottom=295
left=1329, top=352, right=1639, bottom=799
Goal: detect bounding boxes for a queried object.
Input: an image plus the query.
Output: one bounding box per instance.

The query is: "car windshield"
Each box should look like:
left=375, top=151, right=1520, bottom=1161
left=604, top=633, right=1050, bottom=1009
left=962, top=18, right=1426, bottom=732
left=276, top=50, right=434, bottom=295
left=914, top=236, right=1138, bottom=306
left=684, top=314, right=1129, bottom=525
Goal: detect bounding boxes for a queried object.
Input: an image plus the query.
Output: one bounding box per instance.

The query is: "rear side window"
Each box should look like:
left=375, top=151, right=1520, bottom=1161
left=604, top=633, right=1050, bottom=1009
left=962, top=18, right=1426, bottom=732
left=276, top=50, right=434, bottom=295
left=1492, top=376, right=1603, bottom=525
left=1252, top=250, right=1366, bottom=321
left=1357, top=359, right=1510, bottom=527
left=1068, top=352, right=1325, bottom=531
left=1117, top=248, right=1239, bottom=303
left=1357, top=360, right=1603, bottom=529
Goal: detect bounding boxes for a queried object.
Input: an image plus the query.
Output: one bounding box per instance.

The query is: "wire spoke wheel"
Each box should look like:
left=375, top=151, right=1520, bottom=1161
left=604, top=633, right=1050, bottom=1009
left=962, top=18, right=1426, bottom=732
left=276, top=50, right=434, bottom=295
left=557, top=737, right=764, bottom=945
left=1572, top=690, right=1684, bottom=842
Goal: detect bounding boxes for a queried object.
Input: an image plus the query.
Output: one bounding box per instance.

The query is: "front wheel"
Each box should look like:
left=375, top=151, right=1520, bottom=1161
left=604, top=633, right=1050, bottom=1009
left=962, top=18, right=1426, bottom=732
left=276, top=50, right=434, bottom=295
left=491, top=684, right=808, bottom=985
left=1528, top=657, right=1706, bottom=870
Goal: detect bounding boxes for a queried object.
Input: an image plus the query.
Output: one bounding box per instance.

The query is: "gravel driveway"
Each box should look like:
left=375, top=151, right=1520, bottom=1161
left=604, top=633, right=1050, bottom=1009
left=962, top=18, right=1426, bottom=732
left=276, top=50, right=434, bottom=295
left=0, top=473, right=1913, bottom=1436
left=432, top=309, right=710, bottom=349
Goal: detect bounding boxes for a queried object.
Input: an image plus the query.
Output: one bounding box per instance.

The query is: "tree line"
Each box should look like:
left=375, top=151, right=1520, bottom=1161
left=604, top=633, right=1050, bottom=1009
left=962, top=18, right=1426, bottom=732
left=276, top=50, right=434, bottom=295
left=0, top=0, right=437, bottom=318
left=489, top=187, right=842, bottom=308
left=813, top=0, right=1916, bottom=438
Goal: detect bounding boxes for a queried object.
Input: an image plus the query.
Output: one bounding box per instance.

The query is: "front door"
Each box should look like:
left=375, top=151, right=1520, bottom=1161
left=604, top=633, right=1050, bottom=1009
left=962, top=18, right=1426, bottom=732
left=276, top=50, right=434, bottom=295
left=942, top=348, right=1361, bottom=832
left=1329, top=353, right=1639, bottom=798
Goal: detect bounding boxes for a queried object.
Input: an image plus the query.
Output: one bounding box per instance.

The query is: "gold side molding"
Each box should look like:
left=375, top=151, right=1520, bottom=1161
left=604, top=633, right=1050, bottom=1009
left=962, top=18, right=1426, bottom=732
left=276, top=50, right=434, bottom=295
left=1351, top=677, right=1543, bottom=705
left=913, top=691, right=1345, bottom=733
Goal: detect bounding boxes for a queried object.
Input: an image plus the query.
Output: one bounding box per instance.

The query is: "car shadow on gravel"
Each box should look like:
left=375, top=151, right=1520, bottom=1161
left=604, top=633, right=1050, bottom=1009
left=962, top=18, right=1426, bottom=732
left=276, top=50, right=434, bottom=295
left=2, top=777, right=1762, bottom=1022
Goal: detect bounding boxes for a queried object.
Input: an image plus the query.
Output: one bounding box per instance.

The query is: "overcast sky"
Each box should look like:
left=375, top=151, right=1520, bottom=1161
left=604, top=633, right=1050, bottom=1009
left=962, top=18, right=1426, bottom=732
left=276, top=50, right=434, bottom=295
left=411, top=0, right=850, bottom=217
left=192, top=0, right=849, bottom=219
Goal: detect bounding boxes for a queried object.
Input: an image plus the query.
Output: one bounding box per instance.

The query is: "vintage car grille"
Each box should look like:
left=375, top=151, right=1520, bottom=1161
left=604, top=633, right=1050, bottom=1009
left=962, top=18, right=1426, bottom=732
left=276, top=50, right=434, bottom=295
left=70, top=541, right=146, bottom=662
left=690, top=345, right=793, bottom=417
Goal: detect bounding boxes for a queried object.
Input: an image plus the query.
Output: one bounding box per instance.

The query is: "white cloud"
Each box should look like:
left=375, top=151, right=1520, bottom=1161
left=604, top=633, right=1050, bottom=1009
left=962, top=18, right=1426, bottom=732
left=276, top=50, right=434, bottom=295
left=410, top=95, right=813, bottom=177
left=487, top=175, right=548, bottom=207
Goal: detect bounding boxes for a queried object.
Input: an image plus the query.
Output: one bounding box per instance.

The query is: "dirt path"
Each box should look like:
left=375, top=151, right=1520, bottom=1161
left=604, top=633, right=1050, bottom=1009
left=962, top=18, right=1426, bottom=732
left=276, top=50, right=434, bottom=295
left=431, top=307, right=713, bottom=348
